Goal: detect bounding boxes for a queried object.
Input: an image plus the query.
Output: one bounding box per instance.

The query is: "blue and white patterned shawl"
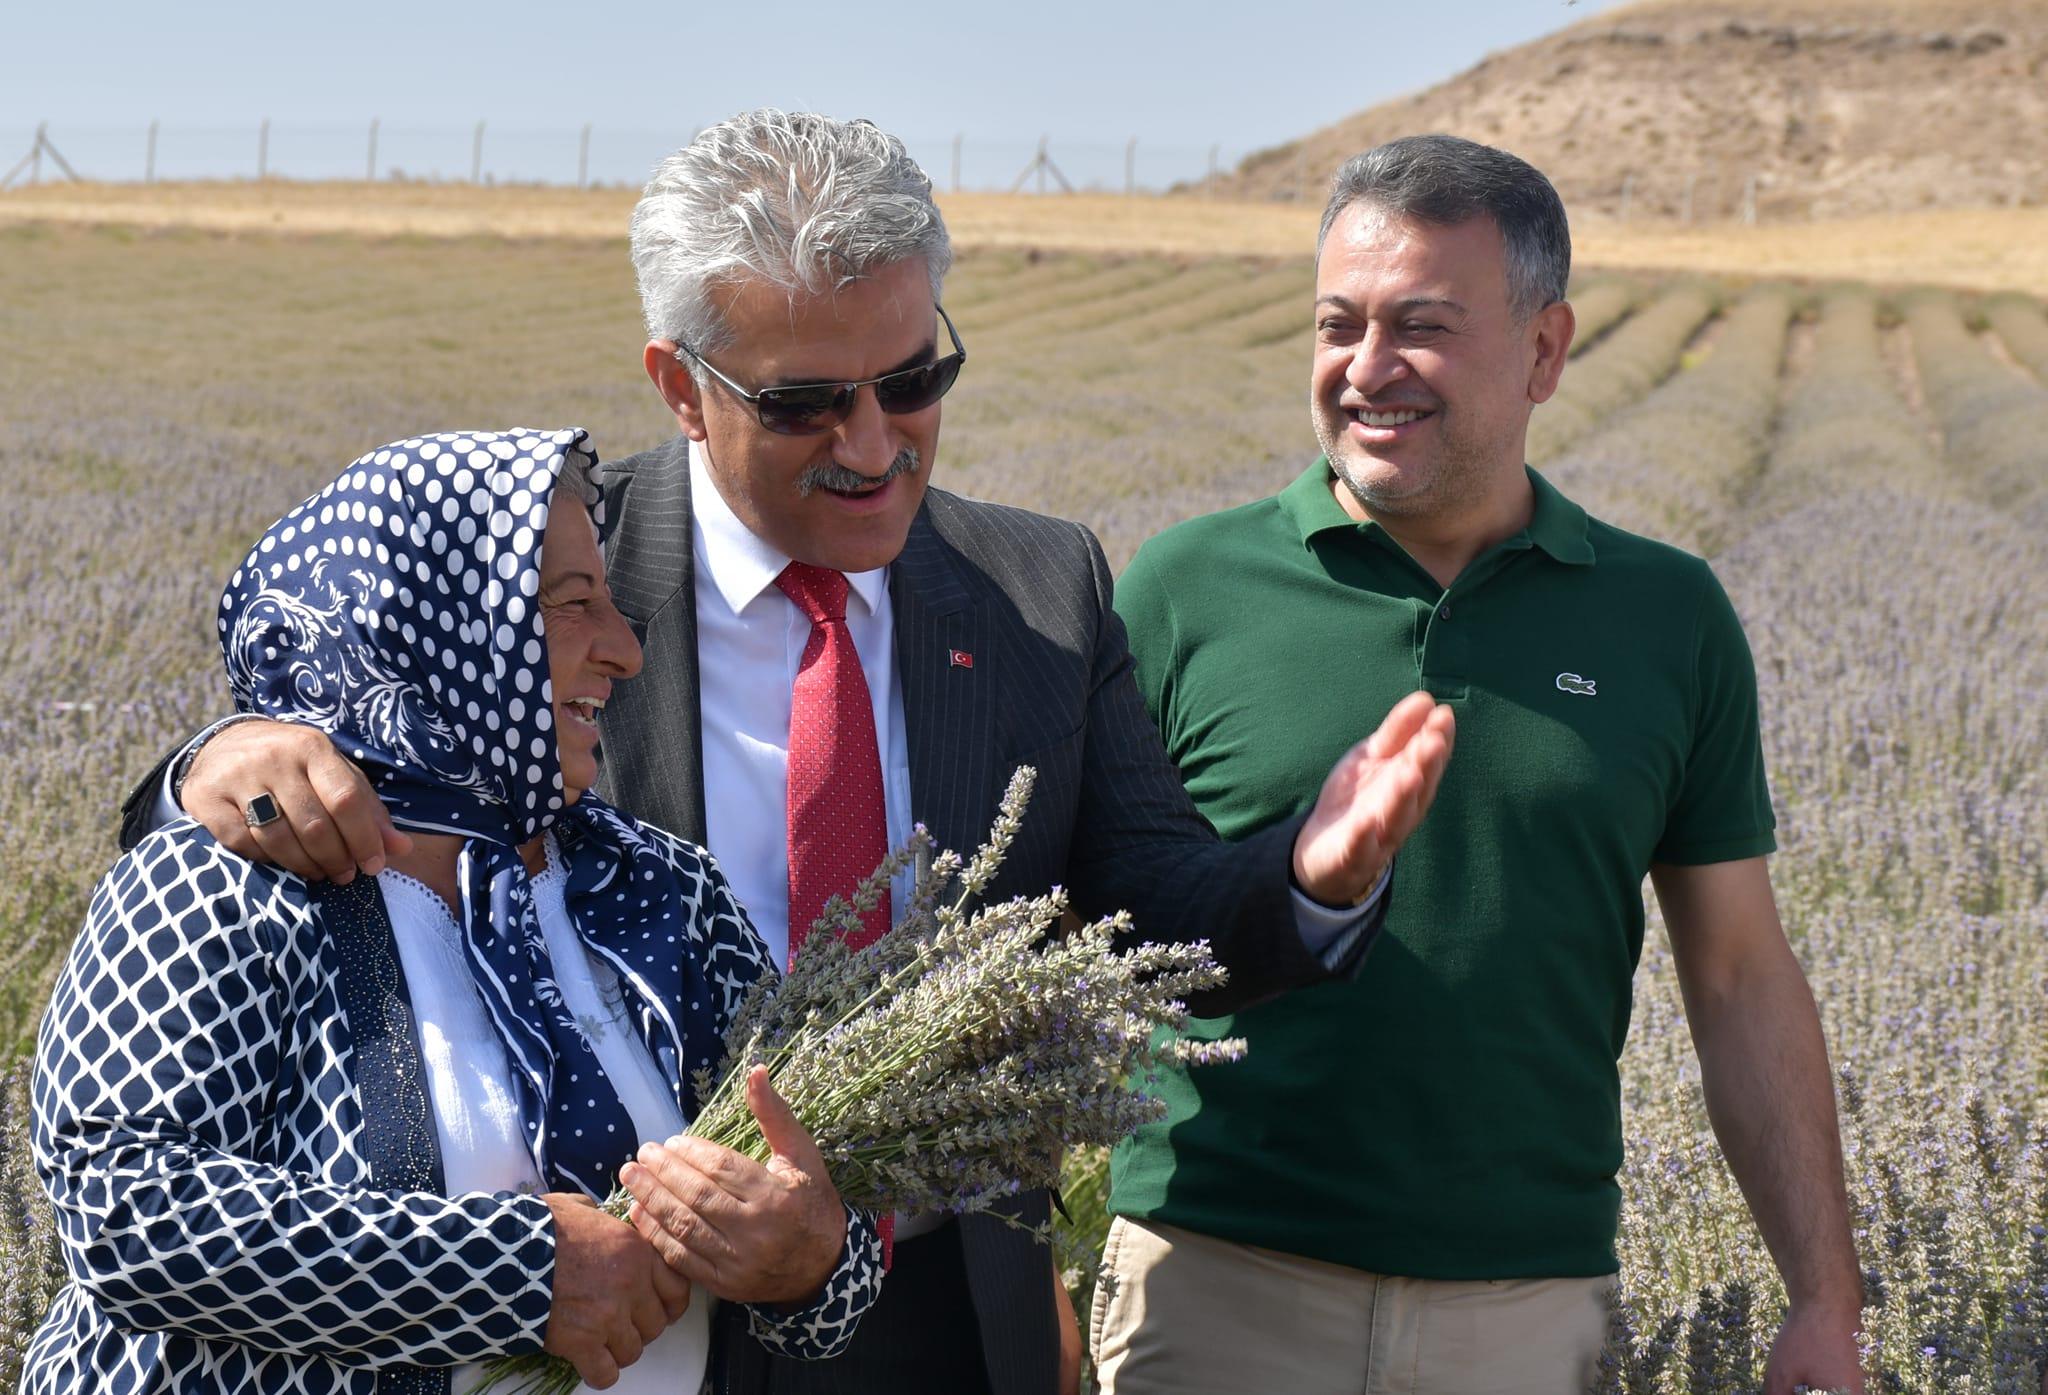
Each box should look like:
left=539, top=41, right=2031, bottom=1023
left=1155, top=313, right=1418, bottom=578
left=218, top=427, right=723, bottom=1199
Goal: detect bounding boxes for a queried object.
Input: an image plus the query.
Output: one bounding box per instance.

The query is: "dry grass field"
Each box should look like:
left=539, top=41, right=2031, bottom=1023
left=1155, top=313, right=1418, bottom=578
left=8, top=181, right=2048, bottom=294
left=0, top=215, right=2044, bottom=1390
left=0, top=181, right=1324, bottom=255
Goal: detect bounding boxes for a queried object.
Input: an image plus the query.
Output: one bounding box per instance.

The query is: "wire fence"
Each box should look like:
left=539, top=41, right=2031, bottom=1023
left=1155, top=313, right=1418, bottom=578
left=13, top=121, right=1967, bottom=220
left=0, top=121, right=1256, bottom=195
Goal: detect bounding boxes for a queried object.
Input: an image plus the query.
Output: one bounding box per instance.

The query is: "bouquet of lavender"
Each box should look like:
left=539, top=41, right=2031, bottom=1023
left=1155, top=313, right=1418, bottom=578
left=481, top=767, right=1242, bottom=1393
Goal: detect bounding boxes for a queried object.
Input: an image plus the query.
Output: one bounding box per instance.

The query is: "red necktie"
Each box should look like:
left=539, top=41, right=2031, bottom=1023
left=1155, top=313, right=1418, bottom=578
left=776, top=562, right=892, bottom=957
left=777, top=562, right=895, bottom=1265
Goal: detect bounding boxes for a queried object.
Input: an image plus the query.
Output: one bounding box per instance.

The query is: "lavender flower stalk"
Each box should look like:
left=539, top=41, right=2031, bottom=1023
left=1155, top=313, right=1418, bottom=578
left=480, top=767, right=1242, bottom=1394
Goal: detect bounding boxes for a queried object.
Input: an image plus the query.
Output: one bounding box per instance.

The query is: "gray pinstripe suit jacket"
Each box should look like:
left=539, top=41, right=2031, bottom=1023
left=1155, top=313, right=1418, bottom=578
left=591, top=439, right=1380, bottom=1395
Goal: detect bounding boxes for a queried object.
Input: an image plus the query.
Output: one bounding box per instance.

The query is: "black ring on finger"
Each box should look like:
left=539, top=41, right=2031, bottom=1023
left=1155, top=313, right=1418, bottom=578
left=244, top=792, right=283, bottom=829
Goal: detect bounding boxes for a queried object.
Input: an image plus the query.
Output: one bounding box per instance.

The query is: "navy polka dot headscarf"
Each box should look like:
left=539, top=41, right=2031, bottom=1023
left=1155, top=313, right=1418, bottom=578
left=220, top=428, right=722, bottom=1199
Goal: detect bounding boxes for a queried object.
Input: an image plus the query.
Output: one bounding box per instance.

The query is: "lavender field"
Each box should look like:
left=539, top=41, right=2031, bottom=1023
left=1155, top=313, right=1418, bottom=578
left=1, top=221, right=2045, bottom=1391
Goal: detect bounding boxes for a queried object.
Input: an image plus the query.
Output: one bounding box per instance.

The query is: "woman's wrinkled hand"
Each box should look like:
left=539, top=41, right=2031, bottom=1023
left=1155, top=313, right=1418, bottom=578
left=542, top=1192, right=691, bottom=1388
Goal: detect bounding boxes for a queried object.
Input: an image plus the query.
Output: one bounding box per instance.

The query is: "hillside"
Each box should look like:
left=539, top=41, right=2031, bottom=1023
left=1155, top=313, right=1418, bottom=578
left=1216, top=0, right=2048, bottom=221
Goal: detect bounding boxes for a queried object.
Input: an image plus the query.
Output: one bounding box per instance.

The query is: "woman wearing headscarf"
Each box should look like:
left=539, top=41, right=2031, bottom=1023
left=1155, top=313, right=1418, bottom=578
left=26, top=428, right=881, bottom=1394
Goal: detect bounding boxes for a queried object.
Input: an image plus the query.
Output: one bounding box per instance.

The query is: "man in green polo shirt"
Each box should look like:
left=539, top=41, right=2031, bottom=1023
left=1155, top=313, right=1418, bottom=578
left=1093, top=136, right=1865, bottom=1395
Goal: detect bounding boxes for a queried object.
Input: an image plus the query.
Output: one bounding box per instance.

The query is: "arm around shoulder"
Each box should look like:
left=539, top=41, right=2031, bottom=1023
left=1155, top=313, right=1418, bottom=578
left=35, top=829, right=555, bottom=1367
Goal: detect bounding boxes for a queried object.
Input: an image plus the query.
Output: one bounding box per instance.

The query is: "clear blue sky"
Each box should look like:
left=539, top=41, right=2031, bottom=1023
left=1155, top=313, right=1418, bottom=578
left=6, top=0, right=1632, bottom=189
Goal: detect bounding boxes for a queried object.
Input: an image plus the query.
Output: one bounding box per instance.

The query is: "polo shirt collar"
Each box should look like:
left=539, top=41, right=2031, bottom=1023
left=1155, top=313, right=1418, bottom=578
left=1282, top=457, right=1595, bottom=567
left=688, top=439, right=889, bottom=617
left=1521, top=465, right=1595, bottom=566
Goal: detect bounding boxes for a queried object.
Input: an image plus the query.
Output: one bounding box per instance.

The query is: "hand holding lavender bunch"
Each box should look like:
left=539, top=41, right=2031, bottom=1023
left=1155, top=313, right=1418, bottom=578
left=481, top=767, right=1243, bottom=1393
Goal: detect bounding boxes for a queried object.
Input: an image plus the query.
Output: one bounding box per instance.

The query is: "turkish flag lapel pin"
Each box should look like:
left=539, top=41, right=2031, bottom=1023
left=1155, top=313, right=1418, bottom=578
left=949, top=649, right=974, bottom=669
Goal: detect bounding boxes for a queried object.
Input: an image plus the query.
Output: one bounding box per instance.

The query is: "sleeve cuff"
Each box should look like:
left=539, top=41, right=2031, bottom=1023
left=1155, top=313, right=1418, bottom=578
left=1290, top=861, right=1392, bottom=960
left=744, top=1204, right=885, bottom=1361
left=159, top=713, right=272, bottom=828
left=1651, top=831, right=1778, bottom=865
left=151, top=758, right=184, bottom=833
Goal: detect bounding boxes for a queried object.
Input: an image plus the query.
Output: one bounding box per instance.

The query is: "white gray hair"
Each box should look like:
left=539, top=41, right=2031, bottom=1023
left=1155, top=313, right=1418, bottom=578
left=630, top=109, right=953, bottom=356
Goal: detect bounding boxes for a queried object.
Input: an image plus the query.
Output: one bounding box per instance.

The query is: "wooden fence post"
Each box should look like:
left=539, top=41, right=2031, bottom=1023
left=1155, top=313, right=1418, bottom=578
left=367, top=118, right=379, bottom=181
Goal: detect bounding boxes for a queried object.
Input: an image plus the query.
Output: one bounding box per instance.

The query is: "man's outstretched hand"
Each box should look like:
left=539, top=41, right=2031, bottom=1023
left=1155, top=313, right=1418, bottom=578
left=1292, top=691, right=1456, bottom=906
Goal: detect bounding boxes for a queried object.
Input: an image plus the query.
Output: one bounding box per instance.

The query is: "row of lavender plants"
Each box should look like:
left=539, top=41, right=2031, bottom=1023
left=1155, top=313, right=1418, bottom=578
left=1598, top=289, right=2048, bottom=1393
left=1744, top=289, right=1946, bottom=524
left=1903, top=294, right=2048, bottom=528
left=1528, top=282, right=1721, bottom=464
left=1544, top=286, right=1793, bottom=556
left=1985, top=298, right=2048, bottom=385
left=1568, top=279, right=1647, bottom=352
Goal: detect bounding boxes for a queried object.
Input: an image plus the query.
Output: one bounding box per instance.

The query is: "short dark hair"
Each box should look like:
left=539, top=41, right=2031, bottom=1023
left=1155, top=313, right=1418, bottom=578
left=1319, top=134, right=1570, bottom=322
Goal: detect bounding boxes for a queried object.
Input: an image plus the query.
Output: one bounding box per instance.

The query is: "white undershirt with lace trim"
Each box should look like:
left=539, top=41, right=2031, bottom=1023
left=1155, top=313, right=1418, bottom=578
left=378, top=832, right=711, bottom=1395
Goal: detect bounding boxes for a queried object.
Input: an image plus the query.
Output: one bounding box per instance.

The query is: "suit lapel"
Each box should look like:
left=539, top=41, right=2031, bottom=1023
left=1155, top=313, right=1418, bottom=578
left=595, top=439, right=708, bottom=845
left=892, top=501, right=998, bottom=857
left=601, top=460, right=999, bottom=857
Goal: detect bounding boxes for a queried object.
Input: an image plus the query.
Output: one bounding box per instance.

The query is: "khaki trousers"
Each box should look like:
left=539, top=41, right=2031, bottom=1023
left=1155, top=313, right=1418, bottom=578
left=1090, top=1217, right=1611, bottom=1395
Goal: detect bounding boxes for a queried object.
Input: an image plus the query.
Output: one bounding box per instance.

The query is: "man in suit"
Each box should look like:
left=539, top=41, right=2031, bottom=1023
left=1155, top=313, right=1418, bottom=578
left=144, top=110, right=1457, bottom=1395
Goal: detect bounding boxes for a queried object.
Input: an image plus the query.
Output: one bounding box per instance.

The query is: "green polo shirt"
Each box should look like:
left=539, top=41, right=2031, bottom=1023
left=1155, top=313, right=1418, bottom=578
left=1107, top=459, right=1775, bottom=1278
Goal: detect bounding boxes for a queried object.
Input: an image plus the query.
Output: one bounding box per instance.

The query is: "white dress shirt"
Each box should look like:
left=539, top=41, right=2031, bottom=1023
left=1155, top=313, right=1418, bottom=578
left=688, top=443, right=914, bottom=973
left=684, top=443, right=1379, bottom=983
left=378, top=839, right=711, bottom=1395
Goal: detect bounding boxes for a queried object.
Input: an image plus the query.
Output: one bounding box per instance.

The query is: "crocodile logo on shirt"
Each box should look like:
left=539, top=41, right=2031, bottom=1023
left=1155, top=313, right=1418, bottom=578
left=1555, top=672, right=1598, bottom=697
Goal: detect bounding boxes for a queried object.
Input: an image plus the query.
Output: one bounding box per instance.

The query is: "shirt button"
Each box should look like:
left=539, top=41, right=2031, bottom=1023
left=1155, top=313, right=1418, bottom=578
left=1438, top=604, right=1452, bottom=620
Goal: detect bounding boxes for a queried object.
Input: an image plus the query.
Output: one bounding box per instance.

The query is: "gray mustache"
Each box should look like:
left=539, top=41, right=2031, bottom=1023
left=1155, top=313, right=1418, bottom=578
left=796, top=447, right=921, bottom=498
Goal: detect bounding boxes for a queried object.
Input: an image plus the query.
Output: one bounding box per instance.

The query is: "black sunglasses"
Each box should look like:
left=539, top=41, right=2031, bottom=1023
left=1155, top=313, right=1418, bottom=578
left=677, top=305, right=967, bottom=437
